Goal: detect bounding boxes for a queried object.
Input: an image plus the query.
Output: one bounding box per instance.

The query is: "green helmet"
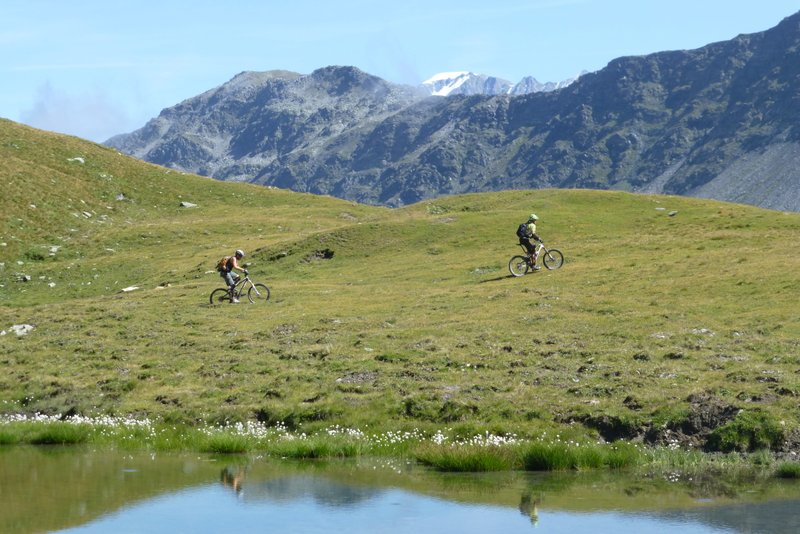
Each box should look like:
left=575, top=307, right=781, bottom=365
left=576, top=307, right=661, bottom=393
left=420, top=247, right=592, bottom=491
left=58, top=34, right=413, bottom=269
left=528, top=213, right=539, bottom=222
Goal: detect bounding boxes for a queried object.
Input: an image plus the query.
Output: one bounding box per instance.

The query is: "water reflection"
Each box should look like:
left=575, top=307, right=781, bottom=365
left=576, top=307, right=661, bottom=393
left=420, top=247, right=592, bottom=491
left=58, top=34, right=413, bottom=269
left=653, top=500, right=800, bottom=533
left=220, top=466, right=245, bottom=494
left=235, top=473, right=382, bottom=508
left=517, top=491, right=541, bottom=526
left=1, top=448, right=798, bottom=533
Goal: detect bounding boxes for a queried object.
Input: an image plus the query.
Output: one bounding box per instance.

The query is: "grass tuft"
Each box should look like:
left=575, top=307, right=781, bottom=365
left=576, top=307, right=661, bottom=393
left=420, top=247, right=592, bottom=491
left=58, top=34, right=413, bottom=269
left=521, top=441, right=642, bottom=471
left=199, top=433, right=252, bottom=454
left=27, top=423, right=91, bottom=445
left=268, top=435, right=363, bottom=459
left=775, top=462, right=800, bottom=479
left=415, top=444, right=518, bottom=472
left=0, top=430, right=18, bottom=445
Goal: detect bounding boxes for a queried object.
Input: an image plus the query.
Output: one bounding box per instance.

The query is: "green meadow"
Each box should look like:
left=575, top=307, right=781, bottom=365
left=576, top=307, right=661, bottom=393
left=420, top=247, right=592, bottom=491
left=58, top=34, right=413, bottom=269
left=1, top=118, right=799, bottom=458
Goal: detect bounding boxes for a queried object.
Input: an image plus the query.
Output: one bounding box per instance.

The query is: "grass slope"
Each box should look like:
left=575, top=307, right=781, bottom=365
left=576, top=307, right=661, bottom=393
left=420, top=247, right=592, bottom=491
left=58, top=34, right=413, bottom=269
left=2, top=119, right=799, bottom=450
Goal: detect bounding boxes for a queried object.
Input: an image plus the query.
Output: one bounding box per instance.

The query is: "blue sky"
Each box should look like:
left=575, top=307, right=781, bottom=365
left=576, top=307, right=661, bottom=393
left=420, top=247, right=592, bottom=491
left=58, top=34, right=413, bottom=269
left=2, top=0, right=798, bottom=142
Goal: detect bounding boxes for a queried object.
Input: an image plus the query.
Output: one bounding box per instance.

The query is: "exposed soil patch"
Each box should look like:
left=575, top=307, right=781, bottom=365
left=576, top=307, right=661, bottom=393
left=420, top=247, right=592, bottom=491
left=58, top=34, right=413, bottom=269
left=647, top=393, right=742, bottom=449
left=779, top=428, right=800, bottom=456
left=567, top=393, right=743, bottom=450
left=304, top=249, right=334, bottom=262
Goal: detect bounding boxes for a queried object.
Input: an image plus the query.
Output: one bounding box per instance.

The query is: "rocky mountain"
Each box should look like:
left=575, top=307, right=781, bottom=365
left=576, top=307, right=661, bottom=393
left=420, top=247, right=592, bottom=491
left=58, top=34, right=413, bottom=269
left=508, top=74, right=585, bottom=95
left=106, top=11, right=800, bottom=210
left=105, top=68, right=427, bottom=183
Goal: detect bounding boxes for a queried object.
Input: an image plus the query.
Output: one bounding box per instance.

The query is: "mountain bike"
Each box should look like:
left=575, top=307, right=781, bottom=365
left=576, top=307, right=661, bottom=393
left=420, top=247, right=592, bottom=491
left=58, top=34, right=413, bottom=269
left=209, top=271, right=270, bottom=304
left=509, top=242, right=564, bottom=277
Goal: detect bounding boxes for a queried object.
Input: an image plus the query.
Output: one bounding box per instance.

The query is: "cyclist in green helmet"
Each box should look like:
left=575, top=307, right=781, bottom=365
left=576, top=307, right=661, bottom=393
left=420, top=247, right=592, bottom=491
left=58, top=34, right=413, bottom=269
left=518, top=213, right=543, bottom=270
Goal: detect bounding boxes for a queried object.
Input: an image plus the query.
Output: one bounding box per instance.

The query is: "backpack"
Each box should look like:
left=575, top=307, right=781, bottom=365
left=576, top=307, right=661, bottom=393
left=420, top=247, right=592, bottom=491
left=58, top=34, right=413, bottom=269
left=516, top=223, right=528, bottom=239
left=216, top=256, right=231, bottom=272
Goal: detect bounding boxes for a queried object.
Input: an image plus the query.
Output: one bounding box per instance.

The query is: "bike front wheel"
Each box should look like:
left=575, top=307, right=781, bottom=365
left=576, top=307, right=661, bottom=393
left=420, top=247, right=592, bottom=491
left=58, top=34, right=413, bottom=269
left=210, top=288, right=231, bottom=305
left=247, top=283, right=270, bottom=303
left=543, top=249, right=564, bottom=270
left=509, top=255, right=530, bottom=277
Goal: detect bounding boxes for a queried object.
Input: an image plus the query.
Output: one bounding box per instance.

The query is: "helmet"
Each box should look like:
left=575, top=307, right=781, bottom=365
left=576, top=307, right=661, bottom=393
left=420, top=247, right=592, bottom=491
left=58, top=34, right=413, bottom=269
left=528, top=213, right=539, bottom=222
left=234, top=249, right=245, bottom=258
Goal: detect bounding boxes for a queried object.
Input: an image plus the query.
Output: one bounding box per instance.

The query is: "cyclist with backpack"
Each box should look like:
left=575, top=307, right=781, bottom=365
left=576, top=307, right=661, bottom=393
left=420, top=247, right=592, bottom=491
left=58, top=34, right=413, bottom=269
left=217, top=249, right=248, bottom=303
left=516, top=214, right=543, bottom=270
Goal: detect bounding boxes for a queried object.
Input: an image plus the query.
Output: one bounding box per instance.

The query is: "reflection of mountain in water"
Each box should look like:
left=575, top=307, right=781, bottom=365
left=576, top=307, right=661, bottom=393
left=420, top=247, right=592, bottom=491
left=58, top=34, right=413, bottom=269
left=650, top=500, right=800, bottom=534
left=242, top=476, right=382, bottom=508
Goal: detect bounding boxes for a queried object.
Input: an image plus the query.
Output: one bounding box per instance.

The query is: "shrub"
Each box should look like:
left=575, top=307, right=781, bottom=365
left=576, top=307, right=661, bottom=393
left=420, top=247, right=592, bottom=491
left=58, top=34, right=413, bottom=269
left=401, top=398, right=438, bottom=421
left=437, top=400, right=479, bottom=423
left=23, top=249, right=46, bottom=262
left=706, top=412, right=784, bottom=453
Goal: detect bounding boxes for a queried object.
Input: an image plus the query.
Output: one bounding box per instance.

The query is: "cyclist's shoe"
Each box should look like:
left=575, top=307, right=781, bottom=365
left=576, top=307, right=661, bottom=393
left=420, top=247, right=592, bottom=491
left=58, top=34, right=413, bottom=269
left=231, top=298, right=240, bottom=303
left=531, top=265, right=541, bottom=271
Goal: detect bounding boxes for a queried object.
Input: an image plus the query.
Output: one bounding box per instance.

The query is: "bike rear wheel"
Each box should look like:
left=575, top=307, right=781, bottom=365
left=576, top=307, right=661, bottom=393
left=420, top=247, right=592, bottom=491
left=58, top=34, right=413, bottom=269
left=210, top=288, right=231, bottom=304
left=543, top=249, right=564, bottom=270
left=248, top=283, right=270, bottom=303
left=509, top=255, right=530, bottom=277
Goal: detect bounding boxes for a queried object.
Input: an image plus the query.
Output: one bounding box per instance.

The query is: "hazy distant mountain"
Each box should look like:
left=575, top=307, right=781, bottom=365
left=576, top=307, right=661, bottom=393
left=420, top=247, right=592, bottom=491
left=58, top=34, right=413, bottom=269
left=508, top=74, right=585, bottom=95
left=106, top=11, right=800, bottom=210
left=420, top=71, right=583, bottom=96
left=421, top=71, right=513, bottom=96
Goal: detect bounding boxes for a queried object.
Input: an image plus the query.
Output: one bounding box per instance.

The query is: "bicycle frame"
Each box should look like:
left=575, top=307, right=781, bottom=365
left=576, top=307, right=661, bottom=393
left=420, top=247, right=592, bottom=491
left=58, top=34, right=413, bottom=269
left=522, top=242, right=562, bottom=265
left=535, top=242, right=553, bottom=261
left=231, top=275, right=255, bottom=297
left=519, top=242, right=545, bottom=262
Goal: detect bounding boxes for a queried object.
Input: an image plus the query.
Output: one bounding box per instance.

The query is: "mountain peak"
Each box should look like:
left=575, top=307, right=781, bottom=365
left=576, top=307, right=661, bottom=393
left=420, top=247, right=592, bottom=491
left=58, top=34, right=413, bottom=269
left=420, top=71, right=582, bottom=96
left=421, top=72, right=511, bottom=96
left=422, top=71, right=471, bottom=84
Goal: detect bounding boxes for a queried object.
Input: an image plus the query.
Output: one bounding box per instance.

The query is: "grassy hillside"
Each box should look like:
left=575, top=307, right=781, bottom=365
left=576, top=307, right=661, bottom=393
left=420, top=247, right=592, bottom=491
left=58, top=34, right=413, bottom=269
left=1, top=119, right=799, bottom=451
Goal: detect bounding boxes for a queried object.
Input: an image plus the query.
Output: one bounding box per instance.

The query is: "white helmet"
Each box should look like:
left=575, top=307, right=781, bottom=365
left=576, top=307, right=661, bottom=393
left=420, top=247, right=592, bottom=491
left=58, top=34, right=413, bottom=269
left=235, top=249, right=245, bottom=258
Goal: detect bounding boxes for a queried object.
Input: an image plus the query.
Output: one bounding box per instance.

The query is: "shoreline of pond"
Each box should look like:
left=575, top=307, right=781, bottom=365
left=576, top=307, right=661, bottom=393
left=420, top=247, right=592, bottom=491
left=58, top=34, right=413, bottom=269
left=2, top=413, right=800, bottom=480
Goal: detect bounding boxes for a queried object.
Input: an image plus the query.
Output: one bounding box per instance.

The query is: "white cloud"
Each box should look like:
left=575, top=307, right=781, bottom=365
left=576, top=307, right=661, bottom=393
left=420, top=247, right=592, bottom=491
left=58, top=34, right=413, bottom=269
left=19, top=82, right=134, bottom=142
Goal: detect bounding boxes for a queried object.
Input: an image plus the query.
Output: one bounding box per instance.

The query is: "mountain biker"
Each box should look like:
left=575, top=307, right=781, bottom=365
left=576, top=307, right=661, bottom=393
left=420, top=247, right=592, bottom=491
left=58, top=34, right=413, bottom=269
left=518, top=214, right=543, bottom=270
left=220, top=249, right=248, bottom=303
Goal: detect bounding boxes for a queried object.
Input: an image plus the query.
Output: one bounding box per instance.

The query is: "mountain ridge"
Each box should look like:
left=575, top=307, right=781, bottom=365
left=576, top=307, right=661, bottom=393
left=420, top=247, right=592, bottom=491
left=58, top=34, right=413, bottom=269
left=106, top=11, right=800, bottom=211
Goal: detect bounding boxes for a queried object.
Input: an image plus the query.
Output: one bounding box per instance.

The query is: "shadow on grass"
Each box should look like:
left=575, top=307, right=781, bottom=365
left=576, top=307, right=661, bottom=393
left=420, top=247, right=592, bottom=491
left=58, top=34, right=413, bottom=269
left=480, top=273, right=539, bottom=283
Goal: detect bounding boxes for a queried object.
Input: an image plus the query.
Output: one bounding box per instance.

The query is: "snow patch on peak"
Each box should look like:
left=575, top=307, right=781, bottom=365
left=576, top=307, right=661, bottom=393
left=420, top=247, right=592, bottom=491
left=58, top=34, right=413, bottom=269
left=423, top=71, right=470, bottom=84
left=420, top=70, right=585, bottom=97
left=422, top=72, right=474, bottom=96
